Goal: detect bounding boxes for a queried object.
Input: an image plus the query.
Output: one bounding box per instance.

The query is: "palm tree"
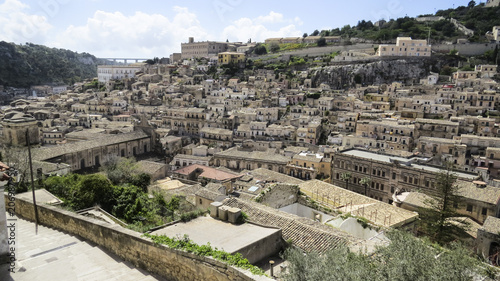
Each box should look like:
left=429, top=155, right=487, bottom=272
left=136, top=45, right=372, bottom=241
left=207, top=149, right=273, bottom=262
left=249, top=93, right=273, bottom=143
left=340, top=172, right=352, bottom=190
left=360, top=177, right=371, bottom=196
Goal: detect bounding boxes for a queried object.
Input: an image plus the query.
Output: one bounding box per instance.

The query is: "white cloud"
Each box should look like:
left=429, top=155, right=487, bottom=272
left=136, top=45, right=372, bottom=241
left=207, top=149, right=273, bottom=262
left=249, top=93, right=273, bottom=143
left=50, top=6, right=208, bottom=58
left=255, top=11, right=284, bottom=24
left=222, top=12, right=303, bottom=43
left=0, top=0, right=53, bottom=43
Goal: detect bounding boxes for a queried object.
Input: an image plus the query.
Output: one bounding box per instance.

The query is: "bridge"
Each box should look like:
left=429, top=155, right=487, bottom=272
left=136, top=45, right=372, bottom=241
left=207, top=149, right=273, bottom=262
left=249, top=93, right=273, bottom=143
left=99, top=58, right=150, bottom=64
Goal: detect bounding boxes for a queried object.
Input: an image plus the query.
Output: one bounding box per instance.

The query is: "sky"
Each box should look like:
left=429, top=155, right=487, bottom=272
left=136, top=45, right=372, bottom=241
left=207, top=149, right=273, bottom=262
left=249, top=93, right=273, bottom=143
left=0, top=0, right=473, bottom=58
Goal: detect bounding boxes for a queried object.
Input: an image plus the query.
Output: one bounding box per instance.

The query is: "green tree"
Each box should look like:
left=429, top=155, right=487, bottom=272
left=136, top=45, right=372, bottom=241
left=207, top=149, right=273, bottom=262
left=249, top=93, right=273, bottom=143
left=70, top=174, right=114, bottom=210
left=100, top=156, right=139, bottom=185
left=282, top=230, right=482, bottom=281
left=269, top=43, right=280, bottom=53
left=131, top=173, right=151, bottom=193
left=418, top=163, right=468, bottom=244
left=340, top=172, right=352, bottom=190
left=310, top=30, right=320, bottom=36
left=360, top=177, right=371, bottom=196
left=316, top=37, right=327, bottom=47
left=253, top=44, right=267, bottom=55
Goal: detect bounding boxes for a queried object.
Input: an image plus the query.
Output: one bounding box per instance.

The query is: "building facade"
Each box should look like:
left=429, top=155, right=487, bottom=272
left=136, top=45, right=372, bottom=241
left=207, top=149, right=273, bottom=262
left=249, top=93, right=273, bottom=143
left=181, top=37, right=228, bottom=59
left=378, top=37, right=431, bottom=57
left=218, top=52, right=245, bottom=65
left=331, top=149, right=478, bottom=204
left=97, top=65, right=143, bottom=83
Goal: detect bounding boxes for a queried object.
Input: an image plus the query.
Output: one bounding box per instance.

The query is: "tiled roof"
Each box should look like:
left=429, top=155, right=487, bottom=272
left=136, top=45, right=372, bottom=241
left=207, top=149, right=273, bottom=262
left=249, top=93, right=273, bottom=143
left=32, top=131, right=149, bottom=161
left=222, top=198, right=358, bottom=253
left=481, top=216, right=500, bottom=234
left=242, top=168, right=304, bottom=185
left=215, top=147, right=291, bottom=164
left=173, top=154, right=212, bottom=162
left=416, top=118, right=458, bottom=126
left=136, top=160, right=166, bottom=174
left=418, top=136, right=458, bottom=144
left=456, top=180, right=500, bottom=205
left=195, top=188, right=226, bottom=201
left=173, top=164, right=241, bottom=181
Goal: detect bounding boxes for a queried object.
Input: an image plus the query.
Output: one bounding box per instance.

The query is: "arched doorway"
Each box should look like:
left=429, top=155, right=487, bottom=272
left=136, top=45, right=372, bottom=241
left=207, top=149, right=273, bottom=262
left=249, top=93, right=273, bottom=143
left=95, top=156, right=100, bottom=167
left=490, top=242, right=500, bottom=266
left=80, top=159, right=86, bottom=169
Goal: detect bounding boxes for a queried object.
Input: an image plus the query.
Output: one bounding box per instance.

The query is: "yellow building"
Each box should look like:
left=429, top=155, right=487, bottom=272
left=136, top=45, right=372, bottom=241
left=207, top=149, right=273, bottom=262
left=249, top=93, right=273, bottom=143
left=218, top=52, right=245, bottom=65
left=378, top=37, right=431, bottom=57
left=286, top=152, right=331, bottom=180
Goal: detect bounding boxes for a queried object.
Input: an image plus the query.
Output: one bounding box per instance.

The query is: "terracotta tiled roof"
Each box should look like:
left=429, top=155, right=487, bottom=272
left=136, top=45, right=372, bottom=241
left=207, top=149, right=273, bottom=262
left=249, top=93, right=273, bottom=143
left=481, top=216, right=500, bottom=234
left=173, top=164, right=241, bottom=181
left=222, top=198, right=359, bottom=253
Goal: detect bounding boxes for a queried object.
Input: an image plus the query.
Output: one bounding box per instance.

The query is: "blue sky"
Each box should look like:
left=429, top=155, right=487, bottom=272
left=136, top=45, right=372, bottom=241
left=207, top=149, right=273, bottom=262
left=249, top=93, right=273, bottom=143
left=0, top=0, right=472, bottom=58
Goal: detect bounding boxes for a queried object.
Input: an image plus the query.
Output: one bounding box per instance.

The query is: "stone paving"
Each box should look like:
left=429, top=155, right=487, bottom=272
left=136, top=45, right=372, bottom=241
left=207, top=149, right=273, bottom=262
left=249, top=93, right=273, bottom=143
left=0, top=214, right=166, bottom=281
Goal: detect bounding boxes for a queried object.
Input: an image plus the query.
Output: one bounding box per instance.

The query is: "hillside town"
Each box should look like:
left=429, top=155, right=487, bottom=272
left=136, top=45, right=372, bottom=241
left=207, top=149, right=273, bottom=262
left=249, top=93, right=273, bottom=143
left=2, top=18, right=500, bottom=281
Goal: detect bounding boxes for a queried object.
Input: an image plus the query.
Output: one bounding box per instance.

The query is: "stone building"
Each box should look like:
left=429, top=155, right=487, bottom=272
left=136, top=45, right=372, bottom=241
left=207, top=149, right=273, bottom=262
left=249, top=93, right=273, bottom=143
left=415, top=118, right=460, bottom=139
left=1, top=112, right=39, bottom=146
left=485, top=0, right=500, bottom=7
left=200, top=127, right=233, bottom=149
left=286, top=152, right=331, bottom=180
left=477, top=216, right=500, bottom=266
left=97, top=65, right=143, bottom=83
left=394, top=180, right=500, bottom=224
left=377, top=37, right=431, bottom=57
left=218, top=52, right=245, bottom=65
left=181, top=37, right=228, bottom=60
left=416, top=136, right=467, bottom=168
left=214, top=147, right=290, bottom=173
left=32, top=131, right=151, bottom=172
left=331, top=149, right=478, bottom=204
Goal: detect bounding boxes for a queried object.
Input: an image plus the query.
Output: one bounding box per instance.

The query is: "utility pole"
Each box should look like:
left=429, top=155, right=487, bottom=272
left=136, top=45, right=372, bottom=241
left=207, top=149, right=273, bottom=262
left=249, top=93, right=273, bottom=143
left=26, top=130, right=39, bottom=234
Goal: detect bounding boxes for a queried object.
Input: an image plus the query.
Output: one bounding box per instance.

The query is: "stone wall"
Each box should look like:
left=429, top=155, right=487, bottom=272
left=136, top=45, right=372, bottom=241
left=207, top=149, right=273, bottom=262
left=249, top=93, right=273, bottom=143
left=7, top=193, right=271, bottom=281
left=432, top=43, right=498, bottom=56
left=259, top=183, right=300, bottom=209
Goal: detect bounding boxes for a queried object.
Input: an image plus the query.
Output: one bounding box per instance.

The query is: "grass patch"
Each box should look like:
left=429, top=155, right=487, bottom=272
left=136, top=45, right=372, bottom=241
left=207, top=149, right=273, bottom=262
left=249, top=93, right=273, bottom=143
left=144, top=233, right=265, bottom=276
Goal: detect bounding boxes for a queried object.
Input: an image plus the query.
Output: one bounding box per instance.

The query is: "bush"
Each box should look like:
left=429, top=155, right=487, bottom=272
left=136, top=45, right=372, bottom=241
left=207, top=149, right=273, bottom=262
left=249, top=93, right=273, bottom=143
left=254, top=44, right=267, bottom=55
left=144, top=233, right=265, bottom=275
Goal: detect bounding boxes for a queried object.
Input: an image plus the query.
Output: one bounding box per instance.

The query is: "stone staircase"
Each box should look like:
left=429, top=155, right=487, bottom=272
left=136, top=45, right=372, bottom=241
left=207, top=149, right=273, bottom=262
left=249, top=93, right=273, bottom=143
left=0, top=215, right=166, bottom=281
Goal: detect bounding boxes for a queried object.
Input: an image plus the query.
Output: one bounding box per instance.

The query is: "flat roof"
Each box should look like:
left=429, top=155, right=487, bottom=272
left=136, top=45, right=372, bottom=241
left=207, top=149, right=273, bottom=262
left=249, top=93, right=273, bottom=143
left=340, top=149, right=477, bottom=180
left=151, top=216, right=280, bottom=254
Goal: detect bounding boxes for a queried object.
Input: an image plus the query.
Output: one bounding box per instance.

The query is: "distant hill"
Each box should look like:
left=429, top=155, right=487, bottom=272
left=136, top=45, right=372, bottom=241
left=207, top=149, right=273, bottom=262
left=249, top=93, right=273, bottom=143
left=305, top=3, right=500, bottom=43
left=0, top=41, right=106, bottom=88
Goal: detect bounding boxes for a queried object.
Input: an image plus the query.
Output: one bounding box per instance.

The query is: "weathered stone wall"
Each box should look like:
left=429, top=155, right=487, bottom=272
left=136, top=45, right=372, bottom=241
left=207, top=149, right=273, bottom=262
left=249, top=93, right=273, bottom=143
left=6, top=193, right=271, bottom=281
left=432, top=43, right=498, bottom=56
left=260, top=183, right=300, bottom=209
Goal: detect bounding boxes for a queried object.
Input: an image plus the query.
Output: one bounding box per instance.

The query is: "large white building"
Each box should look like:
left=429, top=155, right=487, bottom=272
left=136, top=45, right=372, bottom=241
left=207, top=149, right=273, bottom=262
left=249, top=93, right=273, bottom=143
left=377, top=37, right=431, bottom=57
left=97, top=64, right=143, bottom=83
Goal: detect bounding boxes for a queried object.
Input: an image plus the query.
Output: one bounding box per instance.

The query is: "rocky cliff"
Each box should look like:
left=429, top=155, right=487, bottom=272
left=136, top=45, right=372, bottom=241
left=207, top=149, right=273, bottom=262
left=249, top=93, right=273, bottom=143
left=309, top=58, right=445, bottom=89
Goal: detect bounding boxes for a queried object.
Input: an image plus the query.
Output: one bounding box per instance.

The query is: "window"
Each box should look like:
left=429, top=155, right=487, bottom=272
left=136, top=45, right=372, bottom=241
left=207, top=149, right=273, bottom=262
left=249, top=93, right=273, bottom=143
left=392, top=173, right=396, bottom=180
left=482, top=207, right=487, bottom=216
left=466, top=204, right=473, bottom=212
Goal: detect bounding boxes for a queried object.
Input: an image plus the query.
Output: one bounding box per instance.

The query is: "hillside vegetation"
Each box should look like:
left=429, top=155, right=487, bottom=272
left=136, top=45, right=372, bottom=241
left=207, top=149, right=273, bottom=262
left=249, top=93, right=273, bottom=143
left=0, top=41, right=104, bottom=88
left=305, top=2, right=500, bottom=43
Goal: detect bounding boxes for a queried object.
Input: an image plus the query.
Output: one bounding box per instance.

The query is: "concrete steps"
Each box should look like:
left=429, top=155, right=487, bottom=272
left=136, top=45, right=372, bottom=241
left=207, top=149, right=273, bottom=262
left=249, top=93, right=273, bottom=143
left=1, top=215, right=166, bottom=281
